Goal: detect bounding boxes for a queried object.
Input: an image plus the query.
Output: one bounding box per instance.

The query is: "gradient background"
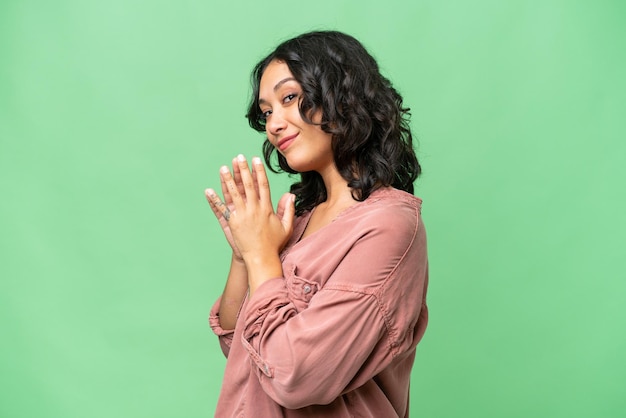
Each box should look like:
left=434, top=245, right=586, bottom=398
left=1, top=0, right=624, bottom=417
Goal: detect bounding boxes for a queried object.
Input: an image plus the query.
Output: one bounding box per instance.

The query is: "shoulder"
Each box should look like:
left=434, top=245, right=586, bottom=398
left=344, top=187, right=423, bottom=229
left=360, top=187, right=422, bottom=213
left=330, top=188, right=425, bottom=255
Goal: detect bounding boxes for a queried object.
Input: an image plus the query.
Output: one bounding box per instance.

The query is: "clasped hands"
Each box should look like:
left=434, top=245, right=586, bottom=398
left=205, top=155, right=295, bottom=263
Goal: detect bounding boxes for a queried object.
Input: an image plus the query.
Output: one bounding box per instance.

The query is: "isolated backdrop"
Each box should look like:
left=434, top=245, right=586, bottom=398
left=1, top=0, right=624, bottom=417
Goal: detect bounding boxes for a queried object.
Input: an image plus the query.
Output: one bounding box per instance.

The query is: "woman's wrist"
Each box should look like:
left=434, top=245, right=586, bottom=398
left=243, top=251, right=283, bottom=296
left=231, top=252, right=245, bottom=265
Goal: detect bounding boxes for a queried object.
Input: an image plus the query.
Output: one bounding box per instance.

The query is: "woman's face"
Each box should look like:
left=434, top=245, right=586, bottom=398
left=258, top=60, right=334, bottom=174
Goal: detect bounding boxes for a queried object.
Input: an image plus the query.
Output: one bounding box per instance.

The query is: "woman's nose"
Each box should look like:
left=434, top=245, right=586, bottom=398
left=266, top=111, right=287, bottom=136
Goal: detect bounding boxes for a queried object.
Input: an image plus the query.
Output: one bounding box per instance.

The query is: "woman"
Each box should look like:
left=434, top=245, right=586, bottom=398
left=205, top=30, right=428, bottom=417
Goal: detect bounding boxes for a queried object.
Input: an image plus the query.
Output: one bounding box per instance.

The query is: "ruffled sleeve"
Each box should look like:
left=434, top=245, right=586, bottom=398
left=209, top=296, right=236, bottom=358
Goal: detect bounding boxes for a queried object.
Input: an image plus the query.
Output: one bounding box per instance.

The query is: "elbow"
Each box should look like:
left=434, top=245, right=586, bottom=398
left=273, top=395, right=325, bottom=410
left=269, top=383, right=340, bottom=409
left=276, top=397, right=311, bottom=410
left=218, top=336, right=232, bottom=358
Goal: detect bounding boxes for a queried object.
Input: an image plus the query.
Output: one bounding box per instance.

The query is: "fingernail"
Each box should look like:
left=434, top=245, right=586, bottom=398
left=252, top=157, right=262, bottom=165
left=237, top=154, right=245, bottom=162
left=220, top=166, right=229, bottom=173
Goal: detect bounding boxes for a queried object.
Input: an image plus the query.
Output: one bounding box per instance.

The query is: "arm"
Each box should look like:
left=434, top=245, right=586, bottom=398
left=218, top=255, right=249, bottom=330
left=205, top=157, right=250, bottom=351
left=208, top=255, right=248, bottom=357
left=206, top=155, right=295, bottom=352
left=240, top=203, right=428, bottom=409
left=212, top=155, right=295, bottom=296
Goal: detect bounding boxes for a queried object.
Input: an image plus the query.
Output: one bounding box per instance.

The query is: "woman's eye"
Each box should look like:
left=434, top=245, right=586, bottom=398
left=260, top=109, right=272, bottom=120
left=283, top=93, right=298, bottom=103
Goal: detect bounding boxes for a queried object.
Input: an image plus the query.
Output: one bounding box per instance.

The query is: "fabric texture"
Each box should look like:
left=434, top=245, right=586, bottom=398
left=209, top=187, right=429, bottom=417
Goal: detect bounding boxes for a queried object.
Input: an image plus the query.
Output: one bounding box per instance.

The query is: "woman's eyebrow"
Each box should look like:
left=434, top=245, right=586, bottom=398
left=273, top=77, right=296, bottom=91
left=259, top=77, right=297, bottom=106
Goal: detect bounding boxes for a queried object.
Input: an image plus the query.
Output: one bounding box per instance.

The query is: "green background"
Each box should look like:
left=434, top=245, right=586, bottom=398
left=1, top=0, right=624, bottom=417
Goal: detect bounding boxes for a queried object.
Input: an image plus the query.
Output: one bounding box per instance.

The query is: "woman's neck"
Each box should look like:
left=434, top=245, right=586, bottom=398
left=318, top=165, right=355, bottom=210
left=300, top=167, right=356, bottom=240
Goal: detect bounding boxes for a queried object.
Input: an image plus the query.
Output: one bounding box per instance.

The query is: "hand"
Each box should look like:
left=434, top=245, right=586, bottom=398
left=206, top=155, right=295, bottom=262
left=205, top=156, right=250, bottom=261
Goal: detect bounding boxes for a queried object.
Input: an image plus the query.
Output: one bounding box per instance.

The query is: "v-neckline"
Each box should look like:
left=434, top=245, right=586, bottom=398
left=295, top=197, right=361, bottom=244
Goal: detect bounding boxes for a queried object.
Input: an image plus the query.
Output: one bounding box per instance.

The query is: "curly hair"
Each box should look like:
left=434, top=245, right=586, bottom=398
left=246, top=30, right=421, bottom=215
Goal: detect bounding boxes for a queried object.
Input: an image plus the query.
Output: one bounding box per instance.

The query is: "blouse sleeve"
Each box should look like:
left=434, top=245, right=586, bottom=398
left=240, top=202, right=428, bottom=409
left=209, top=296, right=235, bottom=358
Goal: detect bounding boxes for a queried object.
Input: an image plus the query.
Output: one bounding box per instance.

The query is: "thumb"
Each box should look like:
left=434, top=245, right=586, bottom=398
left=277, top=193, right=296, bottom=231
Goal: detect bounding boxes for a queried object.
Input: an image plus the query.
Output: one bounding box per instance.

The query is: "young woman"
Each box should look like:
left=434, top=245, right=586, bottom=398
left=205, top=30, right=429, bottom=417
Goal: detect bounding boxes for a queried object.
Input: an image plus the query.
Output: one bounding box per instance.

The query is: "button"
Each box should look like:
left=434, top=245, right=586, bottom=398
left=303, top=285, right=311, bottom=294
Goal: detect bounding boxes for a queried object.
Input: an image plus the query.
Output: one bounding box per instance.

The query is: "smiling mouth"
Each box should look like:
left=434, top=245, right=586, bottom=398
left=277, top=133, right=298, bottom=151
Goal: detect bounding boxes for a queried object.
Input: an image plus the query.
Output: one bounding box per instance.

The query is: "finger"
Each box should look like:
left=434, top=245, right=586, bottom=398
left=231, top=157, right=247, bottom=198
left=220, top=174, right=232, bottom=206
left=205, top=188, right=231, bottom=221
left=235, top=154, right=258, bottom=202
left=277, top=193, right=296, bottom=233
left=275, top=192, right=287, bottom=219
left=219, top=165, right=244, bottom=210
left=220, top=160, right=242, bottom=206
left=252, top=156, right=272, bottom=209
left=250, top=158, right=261, bottom=197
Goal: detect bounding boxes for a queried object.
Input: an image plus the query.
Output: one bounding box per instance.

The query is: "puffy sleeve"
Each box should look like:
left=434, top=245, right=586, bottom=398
left=209, top=296, right=236, bottom=358
left=239, top=198, right=428, bottom=409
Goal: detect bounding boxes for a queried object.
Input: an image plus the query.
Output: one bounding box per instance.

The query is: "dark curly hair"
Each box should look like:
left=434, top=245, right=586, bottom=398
left=246, top=30, right=421, bottom=215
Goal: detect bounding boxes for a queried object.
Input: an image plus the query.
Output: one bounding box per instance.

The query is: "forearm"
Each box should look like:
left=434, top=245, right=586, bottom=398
left=218, top=255, right=249, bottom=330
left=242, top=283, right=389, bottom=409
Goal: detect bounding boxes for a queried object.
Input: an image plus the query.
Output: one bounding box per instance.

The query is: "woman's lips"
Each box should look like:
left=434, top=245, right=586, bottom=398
left=277, top=133, right=298, bottom=151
